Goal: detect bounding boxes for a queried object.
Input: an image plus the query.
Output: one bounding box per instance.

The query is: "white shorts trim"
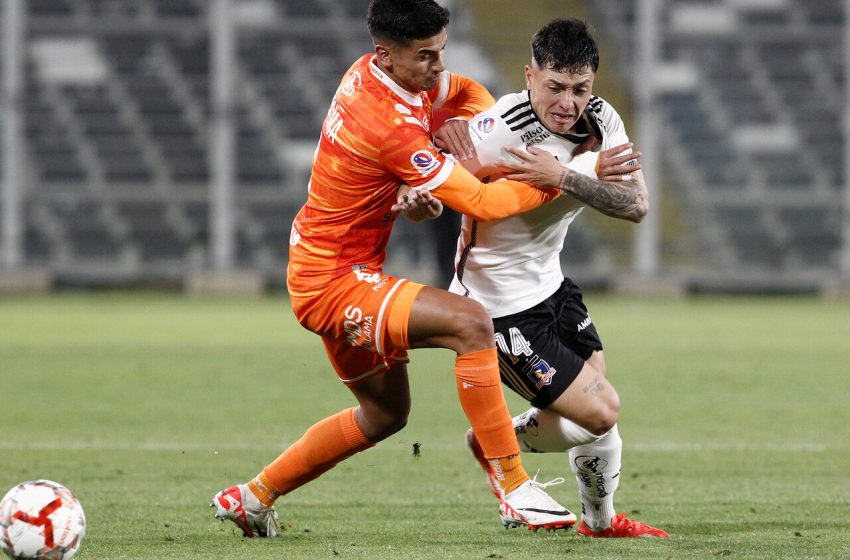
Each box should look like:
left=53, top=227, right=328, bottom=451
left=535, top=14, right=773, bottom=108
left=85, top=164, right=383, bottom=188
left=375, top=278, right=407, bottom=355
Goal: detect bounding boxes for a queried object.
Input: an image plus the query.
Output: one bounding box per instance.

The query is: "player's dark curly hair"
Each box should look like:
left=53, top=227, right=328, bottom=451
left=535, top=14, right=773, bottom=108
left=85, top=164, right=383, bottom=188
left=367, top=0, right=451, bottom=45
left=531, top=18, right=599, bottom=74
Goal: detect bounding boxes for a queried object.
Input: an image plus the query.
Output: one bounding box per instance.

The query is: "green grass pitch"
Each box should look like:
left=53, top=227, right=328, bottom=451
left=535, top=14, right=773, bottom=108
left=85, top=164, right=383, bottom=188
left=1, top=293, right=848, bottom=559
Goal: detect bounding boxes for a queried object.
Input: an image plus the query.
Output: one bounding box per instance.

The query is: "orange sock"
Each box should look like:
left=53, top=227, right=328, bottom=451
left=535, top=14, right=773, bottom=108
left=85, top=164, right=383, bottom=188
left=248, top=407, right=373, bottom=505
left=247, top=471, right=278, bottom=507
left=488, top=453, right=526, bottom=495
left=455, top=348, right=528, bottom=494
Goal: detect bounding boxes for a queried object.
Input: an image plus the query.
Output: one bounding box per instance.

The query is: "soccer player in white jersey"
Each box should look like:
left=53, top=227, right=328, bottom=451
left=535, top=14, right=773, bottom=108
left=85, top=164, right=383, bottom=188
left=447, top=19, right=669, bottom=538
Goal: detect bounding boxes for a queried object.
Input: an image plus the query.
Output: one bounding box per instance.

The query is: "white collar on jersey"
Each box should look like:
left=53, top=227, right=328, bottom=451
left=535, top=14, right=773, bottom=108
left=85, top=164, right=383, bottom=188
left=368, top=55, right=423, bottom=107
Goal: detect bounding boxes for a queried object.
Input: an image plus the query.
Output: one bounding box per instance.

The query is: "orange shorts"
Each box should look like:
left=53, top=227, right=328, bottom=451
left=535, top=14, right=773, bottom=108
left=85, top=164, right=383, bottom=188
left=289, top=267, right=424, bottom=386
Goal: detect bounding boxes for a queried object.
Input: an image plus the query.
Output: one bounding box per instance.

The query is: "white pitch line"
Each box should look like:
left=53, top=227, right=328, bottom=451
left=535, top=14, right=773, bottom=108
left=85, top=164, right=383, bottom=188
left=0, top=441, right=282, bottom=452
left=629, top=442, right=827, bottom=452
left=0, top=441, right=829, bottom=452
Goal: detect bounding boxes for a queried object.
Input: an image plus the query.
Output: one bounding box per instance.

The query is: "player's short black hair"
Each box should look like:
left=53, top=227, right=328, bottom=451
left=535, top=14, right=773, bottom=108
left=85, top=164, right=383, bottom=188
left=531, top=18, right=599, bottom=74
left=367, top=0, right=451, bottom=45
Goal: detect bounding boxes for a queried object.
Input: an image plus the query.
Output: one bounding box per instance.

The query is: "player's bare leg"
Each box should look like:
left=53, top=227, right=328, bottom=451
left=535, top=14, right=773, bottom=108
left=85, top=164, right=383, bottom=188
left=548, top=353, right=619, bottom=436
left=348, top=363, right=412, bottom=441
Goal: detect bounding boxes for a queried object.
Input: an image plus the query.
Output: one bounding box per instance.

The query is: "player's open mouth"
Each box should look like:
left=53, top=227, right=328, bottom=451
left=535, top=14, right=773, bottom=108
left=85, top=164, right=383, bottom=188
left=550, top=113, right=573, bottom=126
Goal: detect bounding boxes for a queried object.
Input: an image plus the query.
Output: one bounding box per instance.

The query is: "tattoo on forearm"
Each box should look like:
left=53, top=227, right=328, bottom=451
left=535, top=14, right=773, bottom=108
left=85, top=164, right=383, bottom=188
left=558, top=171, right=647, bottom=222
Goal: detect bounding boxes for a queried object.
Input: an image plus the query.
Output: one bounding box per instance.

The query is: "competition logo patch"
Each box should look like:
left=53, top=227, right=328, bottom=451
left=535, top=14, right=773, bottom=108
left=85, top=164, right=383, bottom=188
left=528, top=359, right=557, bottom=389
left=411, top=150, right=440, bottom=175
left=477, top=117, right=495, bottom=134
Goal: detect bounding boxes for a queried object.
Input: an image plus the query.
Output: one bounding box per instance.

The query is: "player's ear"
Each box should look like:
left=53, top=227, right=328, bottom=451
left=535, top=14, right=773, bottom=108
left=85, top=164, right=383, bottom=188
left=375, top=44, right=393, bottom=67
left=523, top=65, right=532, bottom=90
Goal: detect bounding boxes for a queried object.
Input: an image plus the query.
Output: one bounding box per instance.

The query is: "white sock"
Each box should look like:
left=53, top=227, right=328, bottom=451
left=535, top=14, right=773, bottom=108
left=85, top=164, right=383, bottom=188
left=513, top=407, right=600, bottom=453
left=569, top=424, right=621, bottom=530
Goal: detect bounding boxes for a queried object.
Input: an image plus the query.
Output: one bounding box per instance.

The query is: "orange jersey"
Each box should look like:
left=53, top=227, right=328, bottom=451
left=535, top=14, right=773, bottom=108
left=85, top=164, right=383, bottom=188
left=287, top=55, right=493, bottom=297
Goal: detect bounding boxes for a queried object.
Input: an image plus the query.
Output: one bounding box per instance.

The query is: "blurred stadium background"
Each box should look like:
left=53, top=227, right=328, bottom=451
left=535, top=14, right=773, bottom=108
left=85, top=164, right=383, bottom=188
left=1, top=0, right=848, bottom=295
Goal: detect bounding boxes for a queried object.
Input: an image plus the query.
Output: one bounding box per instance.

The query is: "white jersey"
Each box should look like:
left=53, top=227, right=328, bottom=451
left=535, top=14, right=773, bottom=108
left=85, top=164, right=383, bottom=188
left=448, top=92, right=631, bottom=318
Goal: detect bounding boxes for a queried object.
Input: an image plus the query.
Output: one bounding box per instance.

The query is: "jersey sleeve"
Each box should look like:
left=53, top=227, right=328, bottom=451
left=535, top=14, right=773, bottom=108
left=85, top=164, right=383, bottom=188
left=379, top=123, right=455, bottom=191
left=598, top=100, right=631, bottom=149
left=422, top=164, right=559, bottom=222
left=462, top=102, right=514, bottom=179
left=428, top=72, right=495, bottom=120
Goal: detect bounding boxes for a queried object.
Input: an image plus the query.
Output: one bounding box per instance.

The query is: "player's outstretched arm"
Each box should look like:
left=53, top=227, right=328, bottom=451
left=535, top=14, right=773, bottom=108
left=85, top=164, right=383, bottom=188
left=502, top=145, right=648, bottom=223
left=429, top=164, right=560, bottom=222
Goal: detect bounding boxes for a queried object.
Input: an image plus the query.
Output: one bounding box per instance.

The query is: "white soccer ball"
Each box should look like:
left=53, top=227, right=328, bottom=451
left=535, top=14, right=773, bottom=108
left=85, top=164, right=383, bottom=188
left=0, top=480, right=86, bottom=560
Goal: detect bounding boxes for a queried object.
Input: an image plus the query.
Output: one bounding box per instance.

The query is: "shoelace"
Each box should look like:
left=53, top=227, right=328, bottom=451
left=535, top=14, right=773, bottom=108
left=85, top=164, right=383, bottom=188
left=528, top=469, right=566, bottom=491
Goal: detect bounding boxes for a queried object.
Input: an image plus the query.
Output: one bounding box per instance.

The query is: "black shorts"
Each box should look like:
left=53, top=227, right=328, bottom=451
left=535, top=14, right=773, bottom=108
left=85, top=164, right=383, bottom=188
left=492, top=278, right=603, bottom=408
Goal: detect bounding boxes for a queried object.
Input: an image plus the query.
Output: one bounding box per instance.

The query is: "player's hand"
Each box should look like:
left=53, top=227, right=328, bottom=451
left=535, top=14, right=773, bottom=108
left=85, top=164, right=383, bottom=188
left=498, top=145, right=565, bottom=189
left=433, top=118, right=475, bottom=161
left=596, top=143, right=642, bottom=182
left=392, top=185, right=443, bottom=222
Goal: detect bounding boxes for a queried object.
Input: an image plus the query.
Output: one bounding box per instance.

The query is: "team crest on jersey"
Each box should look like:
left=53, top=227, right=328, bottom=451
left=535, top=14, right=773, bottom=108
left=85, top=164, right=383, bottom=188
left=341, top=71, right=361, bottom=97
left=528, top=359, right=557, bottom=389
left=411, top=150, right=440, bottom=175
left=477, top=117, right=495, bottom=134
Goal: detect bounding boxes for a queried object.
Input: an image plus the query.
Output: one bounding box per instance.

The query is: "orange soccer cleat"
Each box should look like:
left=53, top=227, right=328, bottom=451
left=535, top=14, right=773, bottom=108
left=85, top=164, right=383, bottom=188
left=577, top=513, right=669, bottom=538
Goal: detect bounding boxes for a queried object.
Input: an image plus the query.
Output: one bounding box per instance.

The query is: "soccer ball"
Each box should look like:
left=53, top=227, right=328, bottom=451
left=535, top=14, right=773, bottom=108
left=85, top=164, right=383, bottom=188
left=0, top=480, right=86, bottom=560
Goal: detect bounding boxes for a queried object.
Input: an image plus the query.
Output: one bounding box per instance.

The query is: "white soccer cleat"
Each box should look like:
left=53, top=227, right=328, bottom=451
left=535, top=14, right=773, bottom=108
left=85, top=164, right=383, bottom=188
left=499, top=475, right=576, bottom=532
left=211, top=484, right=279, bottom=538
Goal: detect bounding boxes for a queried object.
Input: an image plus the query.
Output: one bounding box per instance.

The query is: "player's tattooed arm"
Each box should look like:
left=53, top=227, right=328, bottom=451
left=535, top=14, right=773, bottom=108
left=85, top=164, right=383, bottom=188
left=558, top=168, right=647, bottom=223
left=561, top=141, right=648, bottom=222
left=501, top=144, right=648, bottom=223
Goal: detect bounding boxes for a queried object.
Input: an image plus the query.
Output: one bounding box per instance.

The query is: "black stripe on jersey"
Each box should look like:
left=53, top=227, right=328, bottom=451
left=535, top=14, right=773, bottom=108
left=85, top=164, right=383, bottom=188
left=454, top=219, right=478, bottom=297
left=585, top=96, right=606, bottom=140
left=509, top=117, right=539, bottom=131
left=505, top=108, right=534, bottom=126
left=501, top=101, right=531, bottom=120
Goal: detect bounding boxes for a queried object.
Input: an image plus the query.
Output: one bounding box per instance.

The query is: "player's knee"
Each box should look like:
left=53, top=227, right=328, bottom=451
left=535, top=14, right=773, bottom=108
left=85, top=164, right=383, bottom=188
left=366, top=411, right=409, bottom=442
left=452, top=300, right=495, bottom=353
left=374, top=416, right=408, bottom=441
left=587, top=394, right=620, bottom=436
left=358, top=400, right=410, bottom=442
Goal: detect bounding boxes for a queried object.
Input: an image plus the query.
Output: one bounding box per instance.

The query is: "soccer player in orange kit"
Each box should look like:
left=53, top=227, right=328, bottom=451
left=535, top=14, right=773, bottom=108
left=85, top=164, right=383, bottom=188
left=212, top=0, right=580, bottom=536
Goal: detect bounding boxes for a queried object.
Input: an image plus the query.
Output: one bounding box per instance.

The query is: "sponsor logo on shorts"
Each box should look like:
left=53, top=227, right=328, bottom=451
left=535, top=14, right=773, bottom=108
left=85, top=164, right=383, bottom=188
left=477, top=117, right=495, bottom=134
left=527, top=359, right=557, bottom=389
left=343, top=304, right=374, bottom=351
left=411, top=150, right=440, bottom=175
left=352, top=268, right=388, bottom=291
